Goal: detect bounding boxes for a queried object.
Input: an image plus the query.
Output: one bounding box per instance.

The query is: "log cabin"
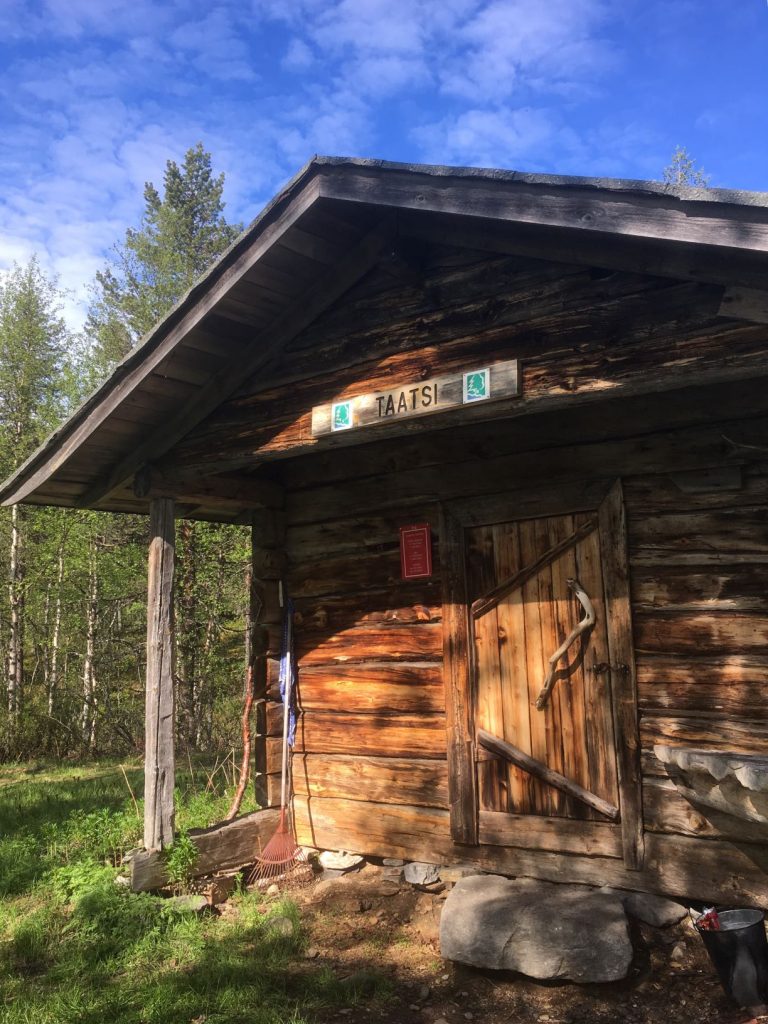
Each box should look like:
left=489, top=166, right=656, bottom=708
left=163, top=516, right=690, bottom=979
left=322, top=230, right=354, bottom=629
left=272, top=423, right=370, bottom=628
left=3, top=157, right=768, bottom=904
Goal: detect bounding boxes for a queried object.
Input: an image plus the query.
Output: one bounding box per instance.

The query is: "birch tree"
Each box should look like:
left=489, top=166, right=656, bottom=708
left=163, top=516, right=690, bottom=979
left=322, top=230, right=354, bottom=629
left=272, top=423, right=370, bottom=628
left=0, top=259, right=68, bottom=736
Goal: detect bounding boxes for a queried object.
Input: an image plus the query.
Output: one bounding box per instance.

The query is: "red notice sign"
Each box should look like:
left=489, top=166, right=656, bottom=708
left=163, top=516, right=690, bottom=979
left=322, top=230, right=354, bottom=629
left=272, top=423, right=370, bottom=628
left=400, top=523, right=433, bottom=580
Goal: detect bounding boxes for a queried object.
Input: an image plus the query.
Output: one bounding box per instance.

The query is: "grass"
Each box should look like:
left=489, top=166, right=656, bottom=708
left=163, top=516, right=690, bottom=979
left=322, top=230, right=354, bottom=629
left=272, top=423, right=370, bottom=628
left=0, top=761, right=390, bottom=1023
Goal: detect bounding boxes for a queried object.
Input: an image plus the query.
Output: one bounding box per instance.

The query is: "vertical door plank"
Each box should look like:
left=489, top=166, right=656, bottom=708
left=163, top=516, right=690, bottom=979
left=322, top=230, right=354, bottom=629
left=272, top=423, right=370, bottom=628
left=439, top=506, right=477, bottom=845
left=575, top=521, right=619, bottom=808
left=518, top=518, right=552, bottom=815
left=474, top=602, right=507, bottom=811
left=598, top=480, right=645, bottom=870
left=534, top=517, right=567, bottom=816
left=471, top=527, right=506, bottom=811
left=494, top=523, right=532, bottom=812
left=547, top=514, right=582, bottom=819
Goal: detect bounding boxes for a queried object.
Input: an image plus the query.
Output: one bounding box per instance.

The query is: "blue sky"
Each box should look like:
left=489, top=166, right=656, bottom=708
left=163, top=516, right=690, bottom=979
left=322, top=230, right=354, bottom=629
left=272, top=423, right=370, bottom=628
left=1, top=0, right=767, bottom=330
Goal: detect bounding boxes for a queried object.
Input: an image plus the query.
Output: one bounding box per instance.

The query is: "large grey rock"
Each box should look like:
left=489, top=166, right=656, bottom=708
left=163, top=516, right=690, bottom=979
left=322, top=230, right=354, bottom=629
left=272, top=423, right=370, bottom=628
left=404, top=861, right=441, bottom=886
left=440, top=875, right=633, bottom=983
left=623, top=891, right=687, bottom=928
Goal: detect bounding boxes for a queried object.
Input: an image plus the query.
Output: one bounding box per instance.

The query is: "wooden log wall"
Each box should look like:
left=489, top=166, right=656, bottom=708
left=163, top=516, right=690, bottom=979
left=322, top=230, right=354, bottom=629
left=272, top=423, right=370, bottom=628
left=184, top=244, right=768, bottom=902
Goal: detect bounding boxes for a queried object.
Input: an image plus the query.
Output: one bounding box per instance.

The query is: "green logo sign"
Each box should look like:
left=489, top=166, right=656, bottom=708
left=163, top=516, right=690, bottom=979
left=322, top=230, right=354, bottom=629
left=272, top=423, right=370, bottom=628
left=331, top=400, right=353, bottom=431
left=463, top=368, right=490, bottom=403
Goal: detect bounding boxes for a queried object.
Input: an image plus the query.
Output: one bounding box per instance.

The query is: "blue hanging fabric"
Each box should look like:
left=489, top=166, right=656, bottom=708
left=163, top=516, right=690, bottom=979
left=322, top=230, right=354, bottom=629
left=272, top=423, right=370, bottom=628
left=278, top=596, right=297, bottom=747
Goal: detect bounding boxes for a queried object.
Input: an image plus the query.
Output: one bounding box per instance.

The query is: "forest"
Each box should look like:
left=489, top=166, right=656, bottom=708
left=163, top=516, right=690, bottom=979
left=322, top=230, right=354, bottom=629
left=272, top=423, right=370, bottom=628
left=0, top=145, right=251, bottom=762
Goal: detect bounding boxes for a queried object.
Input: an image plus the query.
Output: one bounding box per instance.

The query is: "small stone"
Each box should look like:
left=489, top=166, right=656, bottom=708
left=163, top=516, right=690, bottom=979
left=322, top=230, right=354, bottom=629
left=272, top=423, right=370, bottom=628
left=268, top=915, right=295, bottom=937
left=319, top=850, right=364, bottom=872
left=114, top=874, right=131, bottom=887
left=380, top=866, right=404, bottom=883
left=465, top=1014, right=474, bottom=1020
left=417, top=984, right=431, bottom=1000
left=208, top=873, right=238, bottom=905
left=165, top=894, right=208, bottom=915
left=266, top=883, right=280, bottom=896
left=383, top=858, right=405, bottom=866
left=404, top=861, right=441, bottom=886
left=441, top=973, right=450, bottom=981
left=409, top=1005, right=420, bottom=1012
left=305, top=946, right=320, bottom=958
left=670, top=942, right=686, bottom=961
left=340, top=971, right=379, bottom=996
left=434, top=1018, right=450, bottom=1024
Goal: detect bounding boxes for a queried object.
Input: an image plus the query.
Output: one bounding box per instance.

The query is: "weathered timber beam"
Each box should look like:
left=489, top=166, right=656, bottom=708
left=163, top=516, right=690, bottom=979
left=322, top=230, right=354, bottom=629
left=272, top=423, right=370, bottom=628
left=133, top=465, right=284, bottom=510
left=144, top=497, right=176, bottom=852
left=80, top=217, right=396, bottom=508
left=476, top=728, right=620, bottom=822
left=131, top=807, right=281, bottom=891
left=319, top=167, right=768, bottom=257
left=165, top=365, right=768, bottom=477
left=718, top=287, right=768, bottom=324
left=293, top=795, right=768, bottom=906
left=398, top=215, right=768, bottom=291
left=440, top=505, right=477, bottom=845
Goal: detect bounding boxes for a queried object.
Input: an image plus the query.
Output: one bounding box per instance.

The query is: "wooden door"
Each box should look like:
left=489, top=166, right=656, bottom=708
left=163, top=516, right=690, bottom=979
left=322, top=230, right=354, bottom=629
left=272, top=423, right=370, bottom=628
left=441, top=481, right=644, bottom=868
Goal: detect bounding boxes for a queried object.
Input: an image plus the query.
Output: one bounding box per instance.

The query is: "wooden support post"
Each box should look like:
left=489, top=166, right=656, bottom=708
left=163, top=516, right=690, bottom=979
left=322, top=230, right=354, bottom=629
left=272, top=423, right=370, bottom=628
left=144, top=497, right=176, bottom=851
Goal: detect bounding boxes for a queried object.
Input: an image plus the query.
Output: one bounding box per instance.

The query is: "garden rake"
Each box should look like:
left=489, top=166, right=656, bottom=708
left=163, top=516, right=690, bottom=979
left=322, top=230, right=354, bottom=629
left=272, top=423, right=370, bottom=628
left=249, top=596, right=312, bottom=889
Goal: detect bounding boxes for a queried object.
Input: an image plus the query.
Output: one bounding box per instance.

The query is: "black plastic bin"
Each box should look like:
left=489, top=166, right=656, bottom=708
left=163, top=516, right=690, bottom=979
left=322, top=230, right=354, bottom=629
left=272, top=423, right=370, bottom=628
left=697, top=909, right=768, bottom=1009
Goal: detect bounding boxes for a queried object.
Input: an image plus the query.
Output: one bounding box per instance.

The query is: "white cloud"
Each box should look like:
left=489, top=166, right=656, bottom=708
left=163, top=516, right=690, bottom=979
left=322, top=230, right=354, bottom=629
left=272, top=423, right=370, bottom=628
left=0, top=0, right=640, bottom=337
left=416, top=106, right=568, bottom=169
left=439, top=0, right=613, bottom=102
left=170, top=7, right=259, bottom=82
left=282, top=37, right=314, bottom=71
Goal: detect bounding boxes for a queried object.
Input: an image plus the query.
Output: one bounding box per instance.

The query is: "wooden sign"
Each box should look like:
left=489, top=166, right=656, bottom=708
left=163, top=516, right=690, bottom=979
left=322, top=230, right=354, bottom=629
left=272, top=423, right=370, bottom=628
left=311, top=359, right=519, bottom=437
left=400, top=524, right=432, bottom=580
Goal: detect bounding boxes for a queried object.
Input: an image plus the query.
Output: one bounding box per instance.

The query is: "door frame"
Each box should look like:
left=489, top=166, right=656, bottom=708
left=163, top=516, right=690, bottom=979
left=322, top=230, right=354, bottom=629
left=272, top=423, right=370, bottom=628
left=439, top=477, right=644, bottom=869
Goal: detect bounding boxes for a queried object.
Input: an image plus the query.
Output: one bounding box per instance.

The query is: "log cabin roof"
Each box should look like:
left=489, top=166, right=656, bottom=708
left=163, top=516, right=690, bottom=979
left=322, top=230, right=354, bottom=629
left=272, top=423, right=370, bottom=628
left=3, top=154, right=768, bottom=521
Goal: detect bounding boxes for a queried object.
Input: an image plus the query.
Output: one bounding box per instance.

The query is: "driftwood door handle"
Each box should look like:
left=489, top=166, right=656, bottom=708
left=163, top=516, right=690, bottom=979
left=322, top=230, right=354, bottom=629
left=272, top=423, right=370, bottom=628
left=535, top=577, right=595, bottom=710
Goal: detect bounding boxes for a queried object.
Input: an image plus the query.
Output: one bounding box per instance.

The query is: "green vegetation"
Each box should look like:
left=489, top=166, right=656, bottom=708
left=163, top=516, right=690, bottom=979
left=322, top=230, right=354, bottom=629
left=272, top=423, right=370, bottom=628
left=0, top=762, right=388, bottom=1023
left=0, top=146, right=250, bottom=764
left=662, top=146, right=710, bottom=187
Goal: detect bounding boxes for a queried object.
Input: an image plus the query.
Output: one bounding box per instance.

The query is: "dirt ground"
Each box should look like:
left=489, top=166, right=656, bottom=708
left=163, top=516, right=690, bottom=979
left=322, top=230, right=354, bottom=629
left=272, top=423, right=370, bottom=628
left=283, top=865, right=766, bottom=1024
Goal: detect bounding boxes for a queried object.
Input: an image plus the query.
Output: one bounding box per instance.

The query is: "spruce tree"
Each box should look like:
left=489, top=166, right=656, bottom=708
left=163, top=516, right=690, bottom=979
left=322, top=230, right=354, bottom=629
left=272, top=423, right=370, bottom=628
left=87, top=142, right=242, bottom=374
left=86, top=144, right=245, bottom=751
left=662, top=146, right=710, bottom=187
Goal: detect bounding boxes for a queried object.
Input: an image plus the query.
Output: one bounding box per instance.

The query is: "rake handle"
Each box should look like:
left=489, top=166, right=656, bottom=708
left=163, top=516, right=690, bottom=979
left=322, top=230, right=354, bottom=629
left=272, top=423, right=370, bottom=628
left=279, top=608, right=293, bottom=811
